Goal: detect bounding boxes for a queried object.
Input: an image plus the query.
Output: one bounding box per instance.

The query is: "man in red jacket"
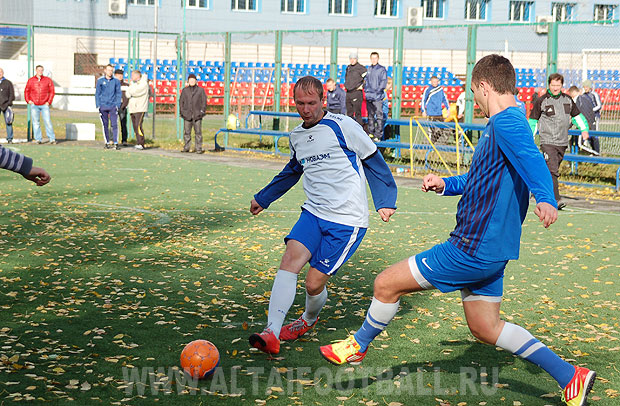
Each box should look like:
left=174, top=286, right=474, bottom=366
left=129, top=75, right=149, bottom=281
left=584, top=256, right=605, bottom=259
left=24, top=65, right=56, bottom=144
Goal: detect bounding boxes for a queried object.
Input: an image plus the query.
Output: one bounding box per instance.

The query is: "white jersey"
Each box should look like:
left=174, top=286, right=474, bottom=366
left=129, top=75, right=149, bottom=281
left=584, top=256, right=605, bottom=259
left=290, top=112, right=377, bottom=228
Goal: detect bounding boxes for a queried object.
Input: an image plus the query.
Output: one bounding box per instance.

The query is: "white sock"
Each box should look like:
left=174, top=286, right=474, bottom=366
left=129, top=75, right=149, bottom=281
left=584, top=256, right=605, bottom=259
left=266, top=269, right=298, bottom=336
left=302, top=287, right=327, bottom=325
left=495, top=322, right=535, bottom=353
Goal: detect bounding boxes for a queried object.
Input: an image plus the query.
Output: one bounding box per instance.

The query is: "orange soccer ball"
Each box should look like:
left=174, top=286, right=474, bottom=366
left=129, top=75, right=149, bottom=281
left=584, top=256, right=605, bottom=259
left=180, top=340, right=220, bottom=379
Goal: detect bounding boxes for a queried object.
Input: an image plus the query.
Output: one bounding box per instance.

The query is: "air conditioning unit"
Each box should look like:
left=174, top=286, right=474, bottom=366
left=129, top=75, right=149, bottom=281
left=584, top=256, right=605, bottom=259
left=536, top=15, right=554, bottom=34
left=407, top=7, right=424, bottom=28
left=109, top=0, right=127, bottom=15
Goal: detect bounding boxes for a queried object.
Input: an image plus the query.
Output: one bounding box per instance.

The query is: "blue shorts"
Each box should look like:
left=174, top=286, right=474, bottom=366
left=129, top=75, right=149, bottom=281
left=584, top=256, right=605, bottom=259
left=285, top=210, right=367, bottom=275
left=409, top=241, right=507, bottom=297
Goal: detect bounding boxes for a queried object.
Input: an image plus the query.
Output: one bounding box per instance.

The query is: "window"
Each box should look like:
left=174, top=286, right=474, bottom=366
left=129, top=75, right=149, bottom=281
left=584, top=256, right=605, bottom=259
left=129, top=0, right=155, bottom=5
left=594, top=4, right=617, bottom=22
left=421, top=0, right=445, bottom=19
left=231, top=0, right=257, bottom=11
left=464, top=0, right=488, bottom=20
left=375, top=0, right=399, bottom=17
left=329, top=0, right=354, bottom=15
left=509, top=1, right=533, bottom=22
left=551, top=3, right=576, bottom=21
left=281, top=0, right=305, bottom=13
left=187, top=0, right=208, bottom=8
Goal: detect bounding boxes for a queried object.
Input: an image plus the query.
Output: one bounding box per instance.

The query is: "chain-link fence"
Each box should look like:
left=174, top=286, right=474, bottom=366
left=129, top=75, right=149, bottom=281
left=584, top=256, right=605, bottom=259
left=2, top=20, right=619, bottom=155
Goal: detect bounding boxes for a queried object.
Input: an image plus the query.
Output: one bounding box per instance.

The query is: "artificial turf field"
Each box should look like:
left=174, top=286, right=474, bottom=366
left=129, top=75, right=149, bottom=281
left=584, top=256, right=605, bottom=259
left=0, top=144, right=618, bottom=406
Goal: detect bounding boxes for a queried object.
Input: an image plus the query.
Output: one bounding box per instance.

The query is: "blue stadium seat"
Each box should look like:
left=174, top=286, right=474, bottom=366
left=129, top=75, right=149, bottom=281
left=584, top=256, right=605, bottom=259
left=118, top=58, right=126, bottom=64
left=197, top=60, right=205, bottom=67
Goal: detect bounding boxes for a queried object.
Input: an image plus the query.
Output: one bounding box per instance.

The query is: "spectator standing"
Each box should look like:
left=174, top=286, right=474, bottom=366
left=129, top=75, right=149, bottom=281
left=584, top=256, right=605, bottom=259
left=24, top=65, right=55, bottom=144
left=125, top=70, right=149, bottom=150
left=114, top=69, right=129, bottom=146
left=95, top=64, right=122, bottom=150
left=529, top=73, right=589, bottom=209
left=364, top=52, right=387, bottom=142
left=325, top=78, right=346, bottom=114
left=581, top=80, right=602, bottom=130
left=344, top=52, right=367, bottom=126
left=0, top=68, right=15, bottom=143
left=421, top=76, right=450, bottom=143
left=568, top=86, right=600, bottom=155
left=179, top=74, right=207, bottom=154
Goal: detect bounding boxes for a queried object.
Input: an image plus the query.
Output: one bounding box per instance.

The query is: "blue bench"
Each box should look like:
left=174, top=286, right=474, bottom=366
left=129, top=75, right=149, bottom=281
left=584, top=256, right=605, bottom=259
left=562, top=153, right=620, bottom=191
left=214, top=128, right=289, bottom=154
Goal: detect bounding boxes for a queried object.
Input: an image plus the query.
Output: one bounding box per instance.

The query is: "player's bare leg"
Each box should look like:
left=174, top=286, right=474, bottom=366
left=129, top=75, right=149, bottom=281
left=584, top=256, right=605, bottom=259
left=320, top=258, right=426, bottom=364
left=249, top=240, right=311, bottom=354
left=462, top=294, right=595, bottom=406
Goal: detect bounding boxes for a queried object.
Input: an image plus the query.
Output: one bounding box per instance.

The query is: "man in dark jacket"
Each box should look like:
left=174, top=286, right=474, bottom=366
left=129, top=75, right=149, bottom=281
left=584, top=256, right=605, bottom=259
left=0, top=68, right=15, bottom=143
left=325, top=78, right=346, bottom=114
left=95, top=64, right=122, bottom=150
left=179, top=74, right=207, bottom=154
left=114, top=69, right=129, bottom=146
left=364, top=52, right=387, bottom=141
left=344, top=52, right=367, bottom=126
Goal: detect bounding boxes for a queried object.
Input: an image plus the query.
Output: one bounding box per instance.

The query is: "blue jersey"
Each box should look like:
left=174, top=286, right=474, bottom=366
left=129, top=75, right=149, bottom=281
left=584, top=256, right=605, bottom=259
left=442, top=107, right=556, bottom=261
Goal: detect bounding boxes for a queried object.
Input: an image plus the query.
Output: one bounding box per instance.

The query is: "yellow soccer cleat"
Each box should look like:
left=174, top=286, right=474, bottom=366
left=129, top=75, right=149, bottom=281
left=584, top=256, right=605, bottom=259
left=319, top=335, right=367, bottom=365
left=562, top=366, right=596, bottom=406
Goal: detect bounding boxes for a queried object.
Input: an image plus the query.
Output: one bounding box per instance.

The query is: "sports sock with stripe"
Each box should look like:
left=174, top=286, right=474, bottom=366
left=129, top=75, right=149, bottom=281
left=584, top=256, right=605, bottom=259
left=266, top=269, right=298, bottom=337
left=302, top=287, right=327, bottom=325
left=353, top=297, right=400, bottom=352
left=495, top=322, right=575, bottom=388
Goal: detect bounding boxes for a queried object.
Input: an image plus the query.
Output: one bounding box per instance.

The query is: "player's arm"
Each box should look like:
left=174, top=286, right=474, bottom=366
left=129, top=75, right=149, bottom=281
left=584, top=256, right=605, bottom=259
left=361, top=151, right=397, bottom=222
left=421, top=88, right=429, bottom=115
left=0, top=145, right=50, bottom=186
left=495, top=115, right=558, bottom=227
left=527, top=96, right=543, bottom=135
left=569, top=100, right=589, bottom=139
left=251, top=154, right=303, bottom=215
left=342, top=118, right=397, bottom=221
left=442, top=91, right=450, bottom=110
left=591, top=92, right=602, bottom=113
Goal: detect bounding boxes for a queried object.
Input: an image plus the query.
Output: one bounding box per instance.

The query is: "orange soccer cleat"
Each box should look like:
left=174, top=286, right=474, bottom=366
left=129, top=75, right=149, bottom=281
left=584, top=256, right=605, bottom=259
left=319, top=335, right=367, bottom=365
left=279, top=317, right=318, bottom=341
left=249, top=328, right=280, bottom=354
left=562, top=366, right=596, bottom=406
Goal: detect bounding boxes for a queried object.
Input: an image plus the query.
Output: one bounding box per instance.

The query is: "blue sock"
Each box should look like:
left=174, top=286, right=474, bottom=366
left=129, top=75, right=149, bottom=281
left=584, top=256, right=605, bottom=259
left=496, top=322, right=575, bottom=388
left=353, top=297, right=399, bottom=352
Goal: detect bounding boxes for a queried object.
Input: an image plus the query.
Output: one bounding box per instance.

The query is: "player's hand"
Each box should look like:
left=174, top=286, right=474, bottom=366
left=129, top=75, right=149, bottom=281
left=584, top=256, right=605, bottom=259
left=377, top=208, right=395, bottom=222
left=22, top=166, right=51, bottom=186
left=582, top=131, right=589, bottom=140
left=422, top=112, right=427, bottom=118
left=534, top=202, right=557, bottom=228
left=250, top=199, right=264, bottom=215
left=421, top=173, right=445, bottom=194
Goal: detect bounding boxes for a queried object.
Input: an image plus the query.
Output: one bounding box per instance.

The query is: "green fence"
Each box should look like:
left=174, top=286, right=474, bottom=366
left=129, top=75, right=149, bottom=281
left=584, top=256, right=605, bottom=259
left=1, top=19, right=619, bottom=144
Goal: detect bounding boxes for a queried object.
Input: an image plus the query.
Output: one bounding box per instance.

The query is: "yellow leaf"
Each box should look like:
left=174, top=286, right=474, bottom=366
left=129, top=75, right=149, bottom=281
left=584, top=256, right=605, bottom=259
left=184, top=296, right=190, bottom=302
left=113, top=334, right=124, bottom=340
left=269, top=386, right=283, bottom=393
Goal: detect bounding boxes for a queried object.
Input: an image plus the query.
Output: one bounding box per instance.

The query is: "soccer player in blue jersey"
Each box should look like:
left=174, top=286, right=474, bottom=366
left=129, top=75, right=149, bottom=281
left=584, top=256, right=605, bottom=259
left=248, top=76, right=397, bottom=355
left=320, top=55, right=595, bottom=406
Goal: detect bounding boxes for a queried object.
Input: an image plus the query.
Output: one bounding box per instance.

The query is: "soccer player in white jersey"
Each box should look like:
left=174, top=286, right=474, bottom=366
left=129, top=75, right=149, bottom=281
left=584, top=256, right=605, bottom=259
left=248, top=76, right=398, bottom=355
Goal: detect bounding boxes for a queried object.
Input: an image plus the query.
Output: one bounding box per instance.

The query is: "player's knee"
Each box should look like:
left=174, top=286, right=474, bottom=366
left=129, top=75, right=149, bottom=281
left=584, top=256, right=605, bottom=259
left=467, top=320, right=497, bottom=344
left=305, top=279, right=325, bottom=296
left=373, top=271, right=396, bottom=297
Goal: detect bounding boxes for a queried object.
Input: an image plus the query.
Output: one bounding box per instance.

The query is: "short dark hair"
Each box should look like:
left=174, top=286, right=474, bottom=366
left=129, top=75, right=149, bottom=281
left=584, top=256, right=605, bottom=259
left=325, top=78, right=335, bottom=84
left=293, top=76, right=323, bottom=100
left=370, top=51, right=379, bottom=58
left=430, top=76, right=439, bottom=80
left=548, top=73, right=564, bottom=85
left=106, top=64, right=114, bottom=69
left=471, top=54, right=516, bottom=95
left=114, top=69, right=124, bottom=75
left=35, top=65, right=43, bottom=70
left=568, top=85, right=580, bottom=93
